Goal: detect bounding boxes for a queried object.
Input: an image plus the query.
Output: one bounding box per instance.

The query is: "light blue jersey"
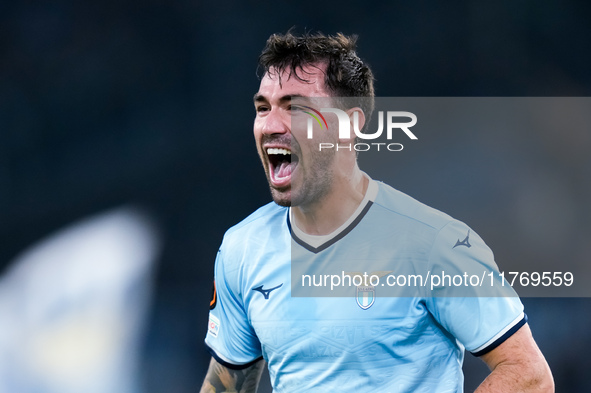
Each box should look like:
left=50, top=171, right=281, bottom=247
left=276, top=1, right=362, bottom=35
left=205, top=178, right=525, bottom=392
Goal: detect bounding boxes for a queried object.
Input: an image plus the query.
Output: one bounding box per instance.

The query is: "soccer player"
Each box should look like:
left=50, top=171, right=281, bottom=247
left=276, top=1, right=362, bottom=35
left=200, top=32, right=554, bottom=392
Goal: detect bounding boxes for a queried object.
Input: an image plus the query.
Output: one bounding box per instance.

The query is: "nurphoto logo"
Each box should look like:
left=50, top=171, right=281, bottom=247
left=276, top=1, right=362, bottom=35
left=295, top=104, right=418, bottom=152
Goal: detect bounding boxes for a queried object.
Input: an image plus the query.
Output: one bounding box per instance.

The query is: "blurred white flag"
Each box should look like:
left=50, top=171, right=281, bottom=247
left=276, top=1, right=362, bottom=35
left=0, top=206, right=160, bottom=393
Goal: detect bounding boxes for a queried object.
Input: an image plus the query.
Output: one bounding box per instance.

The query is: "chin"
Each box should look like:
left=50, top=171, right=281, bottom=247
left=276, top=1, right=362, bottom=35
left=273, top=199, right=291, bottom=207
left=270, top=188, right=292, bottom=207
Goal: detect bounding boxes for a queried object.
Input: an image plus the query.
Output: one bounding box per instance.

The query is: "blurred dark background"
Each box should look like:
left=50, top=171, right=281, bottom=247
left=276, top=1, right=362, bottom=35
left=1, top=1, right=590, bottom=392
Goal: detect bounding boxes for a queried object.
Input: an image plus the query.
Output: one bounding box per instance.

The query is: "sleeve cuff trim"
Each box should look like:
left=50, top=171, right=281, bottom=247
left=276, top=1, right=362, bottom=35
left=205, top=342, right=263, bottom=370
left=471, top=312, right=528, bottom=357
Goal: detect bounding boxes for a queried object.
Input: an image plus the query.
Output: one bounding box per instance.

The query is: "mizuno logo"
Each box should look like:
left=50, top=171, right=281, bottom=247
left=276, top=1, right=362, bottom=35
left=252, top=283, right=283, bottom=299
left=453, top=230, right=472, bottom=248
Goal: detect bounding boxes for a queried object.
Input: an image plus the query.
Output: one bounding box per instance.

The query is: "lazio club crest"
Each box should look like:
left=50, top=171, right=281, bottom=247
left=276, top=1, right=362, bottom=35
left=356, top=286, right=375, bottom=309
left=345, top=271, right=392, bottom=310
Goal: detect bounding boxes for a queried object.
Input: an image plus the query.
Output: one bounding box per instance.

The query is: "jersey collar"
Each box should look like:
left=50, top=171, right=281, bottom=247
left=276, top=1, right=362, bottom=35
left=288, top=175, right=378, bottom=254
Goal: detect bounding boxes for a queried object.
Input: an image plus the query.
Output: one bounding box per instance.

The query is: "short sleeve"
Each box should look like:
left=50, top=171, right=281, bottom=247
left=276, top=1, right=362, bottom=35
left=204, top=244, right=263, bottom=369
left=425, top=220, right=526, bottom=356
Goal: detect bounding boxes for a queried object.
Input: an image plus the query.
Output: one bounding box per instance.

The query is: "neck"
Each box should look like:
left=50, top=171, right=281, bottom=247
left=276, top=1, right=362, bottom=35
left=292, top=166, right=368, bottom=236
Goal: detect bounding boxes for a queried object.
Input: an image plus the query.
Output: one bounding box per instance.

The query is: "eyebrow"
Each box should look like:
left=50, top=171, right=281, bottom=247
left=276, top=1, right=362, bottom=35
left=253, top=94, right=307, bottom=103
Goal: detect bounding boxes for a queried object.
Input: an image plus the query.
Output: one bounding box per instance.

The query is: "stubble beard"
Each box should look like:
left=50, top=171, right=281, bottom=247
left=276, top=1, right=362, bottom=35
left=269, top=146, right=335, bottom=208
left=259, top=129, right=337, bottom=208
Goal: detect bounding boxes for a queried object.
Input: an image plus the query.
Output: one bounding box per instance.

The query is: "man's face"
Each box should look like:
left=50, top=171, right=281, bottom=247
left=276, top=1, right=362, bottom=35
left=253, top=64, right=338, bottom=207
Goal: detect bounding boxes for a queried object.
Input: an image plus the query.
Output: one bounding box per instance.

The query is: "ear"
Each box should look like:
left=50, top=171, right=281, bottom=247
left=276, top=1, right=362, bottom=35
left=345, top=107, right=365, bottom=140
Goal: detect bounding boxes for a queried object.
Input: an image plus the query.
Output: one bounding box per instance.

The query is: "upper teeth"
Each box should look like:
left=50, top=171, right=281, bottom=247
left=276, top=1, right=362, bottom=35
left=267, top=148, right=291, bottom=155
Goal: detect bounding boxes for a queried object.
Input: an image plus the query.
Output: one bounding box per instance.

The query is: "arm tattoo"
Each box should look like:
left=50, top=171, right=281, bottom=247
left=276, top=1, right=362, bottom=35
left=200, top=358, right=265, bottom=393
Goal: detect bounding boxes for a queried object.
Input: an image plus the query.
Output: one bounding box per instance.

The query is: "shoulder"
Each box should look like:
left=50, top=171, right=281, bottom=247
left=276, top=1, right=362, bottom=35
left=219, top=202, right=288, bottom=257
left=373, top=181, right=456, bottom=232
left=215, top=202, right=289, bottom=282
left=373, top=181, right=492, bottom=257
left=225, top=202, right=286, bottom=236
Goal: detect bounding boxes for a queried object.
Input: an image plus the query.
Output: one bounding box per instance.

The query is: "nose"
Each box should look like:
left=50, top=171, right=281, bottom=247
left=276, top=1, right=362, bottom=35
left=260, top=108, right=289, bottom=135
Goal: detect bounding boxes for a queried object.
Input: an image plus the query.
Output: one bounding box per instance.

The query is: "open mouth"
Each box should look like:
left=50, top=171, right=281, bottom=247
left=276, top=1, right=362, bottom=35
left=267, top=147, right=299, bottom=187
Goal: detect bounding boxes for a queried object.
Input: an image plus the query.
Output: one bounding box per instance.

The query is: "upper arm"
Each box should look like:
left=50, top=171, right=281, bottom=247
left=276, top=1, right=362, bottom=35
left=478, top=323, right=554, bottom=392
left=200, top=357, right=265, bottom=393
left=203, top=243, right=265, bottom=392
left=205, top=245, right=262, bottom=366
left=425, top=221, right=526, bottom=354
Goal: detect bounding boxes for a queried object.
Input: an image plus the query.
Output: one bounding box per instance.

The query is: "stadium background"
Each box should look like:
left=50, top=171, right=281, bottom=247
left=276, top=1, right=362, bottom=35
left=1, top=1, right=590, bottom=392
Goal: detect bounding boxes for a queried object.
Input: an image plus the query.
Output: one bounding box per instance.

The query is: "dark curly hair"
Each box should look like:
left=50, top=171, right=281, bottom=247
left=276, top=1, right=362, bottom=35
left=258, top=31, right=375, bottom=123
